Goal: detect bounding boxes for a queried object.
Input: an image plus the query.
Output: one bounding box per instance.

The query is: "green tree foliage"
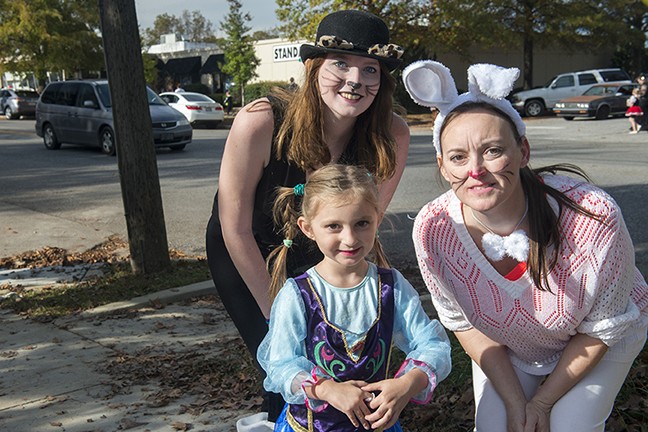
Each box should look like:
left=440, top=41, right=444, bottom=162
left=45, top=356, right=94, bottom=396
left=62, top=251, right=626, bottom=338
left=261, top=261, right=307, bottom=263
left=427, top=0, right=647, bottom=88
left=0, top=0, right=103, bottom=86
left=252, top=29, right=281, bottom=40
left=274, top=1, right=457, bottom=59
left=275, top=0, right=647, bottom=89
left=142, top=9, right=216, bottom=47
left=141, top=53, right=159, bottom=86
left=599, top=0, right=648, bottom=77
left=220, top=0, right=260, bottom=105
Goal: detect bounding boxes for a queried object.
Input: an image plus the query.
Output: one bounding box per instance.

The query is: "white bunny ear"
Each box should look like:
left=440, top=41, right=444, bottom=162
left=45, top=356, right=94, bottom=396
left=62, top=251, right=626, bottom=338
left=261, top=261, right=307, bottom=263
left=402, top=60, right=458, bottom=108
left=468, top=63, right=519, bottom=100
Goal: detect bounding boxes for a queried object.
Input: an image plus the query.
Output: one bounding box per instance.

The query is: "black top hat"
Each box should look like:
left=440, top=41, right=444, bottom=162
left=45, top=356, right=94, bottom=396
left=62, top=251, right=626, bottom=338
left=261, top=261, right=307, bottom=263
left=299, top=10, right=404, bottom=71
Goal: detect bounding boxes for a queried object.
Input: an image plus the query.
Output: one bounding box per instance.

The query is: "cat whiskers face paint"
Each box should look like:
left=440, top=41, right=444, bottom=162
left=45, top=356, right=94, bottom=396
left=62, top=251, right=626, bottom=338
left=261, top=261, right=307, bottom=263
left=317, top=54, right=380, bottom=118
left=365, top=82, right=379, bottom=98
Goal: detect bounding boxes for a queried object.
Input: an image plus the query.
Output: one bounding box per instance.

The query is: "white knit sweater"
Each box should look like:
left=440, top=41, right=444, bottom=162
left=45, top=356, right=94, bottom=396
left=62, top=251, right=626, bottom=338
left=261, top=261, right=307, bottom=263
left=414, top=174, right=648, bottom=374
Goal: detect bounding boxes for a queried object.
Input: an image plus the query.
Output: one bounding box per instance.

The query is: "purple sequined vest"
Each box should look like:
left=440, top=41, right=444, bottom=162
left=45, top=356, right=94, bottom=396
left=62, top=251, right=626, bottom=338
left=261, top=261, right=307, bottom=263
left=286, top=268, right=395, bottom=432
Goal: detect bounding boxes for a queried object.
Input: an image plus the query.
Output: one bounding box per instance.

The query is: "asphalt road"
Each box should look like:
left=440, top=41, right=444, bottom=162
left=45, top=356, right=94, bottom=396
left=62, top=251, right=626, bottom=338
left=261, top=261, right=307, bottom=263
left=0, top=115, right=646, bottom=275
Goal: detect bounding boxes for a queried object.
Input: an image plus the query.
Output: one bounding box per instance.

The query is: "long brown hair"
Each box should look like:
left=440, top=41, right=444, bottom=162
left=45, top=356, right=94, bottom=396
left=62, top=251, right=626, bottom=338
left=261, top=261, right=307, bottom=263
left=272, top=56, right=398, bottom=182
left=440, top=102, right=604, bottom=291
left=266, top=164, right=391, bottom=299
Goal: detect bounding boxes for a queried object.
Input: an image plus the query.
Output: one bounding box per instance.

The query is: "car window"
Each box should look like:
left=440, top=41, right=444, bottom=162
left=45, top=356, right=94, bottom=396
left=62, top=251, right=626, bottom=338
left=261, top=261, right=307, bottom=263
left=617, top=85, right=635, bottom=96
left=146, top=88, right=165, bottom=105
left=584, top=86, right=605, bottom=96
left=96, top=83, right=112, bottom=107
left=92, top=83, right=167, bottom=107
left=183, top=94, right=212, bottom=102
left=40, top=83, right=62, bottom=104
left=162, top=94, right=178, bottom=103
left=600, top=70, right=631, bottom=82
left=578, top=74, right=597, bottom=85
left=553, top=75, right=575, bottom=88
left=55, top=82, right=80, bottom=106
left=15, top=90, right=39, bottom=98
left=1, top=90, right=10, bottom=97
left=77, top=84, right=99, bottom=108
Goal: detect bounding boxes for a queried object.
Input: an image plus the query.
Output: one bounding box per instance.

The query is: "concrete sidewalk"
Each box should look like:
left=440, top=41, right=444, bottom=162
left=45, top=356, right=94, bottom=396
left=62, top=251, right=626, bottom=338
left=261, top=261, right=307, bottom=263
left=0, top=279, right=255, bottom=432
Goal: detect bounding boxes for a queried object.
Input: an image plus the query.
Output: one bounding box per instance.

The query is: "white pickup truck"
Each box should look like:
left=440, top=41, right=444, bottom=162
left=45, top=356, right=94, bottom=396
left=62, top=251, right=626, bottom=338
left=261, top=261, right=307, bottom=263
left=510, top=68, right=631, bottom=117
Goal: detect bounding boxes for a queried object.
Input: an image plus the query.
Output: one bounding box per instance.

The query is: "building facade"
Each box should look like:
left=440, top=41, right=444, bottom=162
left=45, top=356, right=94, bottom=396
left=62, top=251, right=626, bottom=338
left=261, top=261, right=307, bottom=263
left=147, top=34, right=226, bottom=94
left=250, top=38, right=308, bottom=86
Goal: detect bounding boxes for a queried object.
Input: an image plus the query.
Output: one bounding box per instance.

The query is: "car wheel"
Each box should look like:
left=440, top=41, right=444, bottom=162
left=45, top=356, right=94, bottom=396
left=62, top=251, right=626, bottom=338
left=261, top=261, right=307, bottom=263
left=595, top=105, right=610, bottom=120
left=99, top=127, right=116, bottom=155
left=43, top=124, right=61, bottom=150
left=563, top=116, right=574, bottom=121
left=169, top=144, right=186, bottom=151
left=4, top=106, right=16, bottom=120
left=524, top=100, right=545, bottom=117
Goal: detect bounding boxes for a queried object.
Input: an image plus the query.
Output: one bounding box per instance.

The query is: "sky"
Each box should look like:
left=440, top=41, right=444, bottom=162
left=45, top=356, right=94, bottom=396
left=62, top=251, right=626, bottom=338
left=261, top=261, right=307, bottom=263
left=134, top=0, right=281, bottom=35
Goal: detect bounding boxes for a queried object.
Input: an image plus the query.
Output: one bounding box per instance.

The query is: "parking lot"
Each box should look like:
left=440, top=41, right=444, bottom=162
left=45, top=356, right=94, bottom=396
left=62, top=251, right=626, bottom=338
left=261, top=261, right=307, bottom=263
left=0, top=115, right=646, bottom=274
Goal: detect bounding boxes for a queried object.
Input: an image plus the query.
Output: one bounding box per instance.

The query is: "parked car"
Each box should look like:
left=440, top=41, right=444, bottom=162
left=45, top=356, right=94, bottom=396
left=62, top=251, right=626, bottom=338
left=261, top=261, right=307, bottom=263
left=510, top=68, right=632, bottom=117
left=35, top=80, right=192, bottom=155
left=552, top=83, right=638, bottom=120
left=1, top=88, right=40, bottom=119
left=159, top=92, right=224, bottom=127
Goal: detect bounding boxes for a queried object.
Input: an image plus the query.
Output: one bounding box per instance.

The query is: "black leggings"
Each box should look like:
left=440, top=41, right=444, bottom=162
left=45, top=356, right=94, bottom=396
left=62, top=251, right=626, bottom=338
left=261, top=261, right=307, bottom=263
left=205, top=217, right=285, bottom=421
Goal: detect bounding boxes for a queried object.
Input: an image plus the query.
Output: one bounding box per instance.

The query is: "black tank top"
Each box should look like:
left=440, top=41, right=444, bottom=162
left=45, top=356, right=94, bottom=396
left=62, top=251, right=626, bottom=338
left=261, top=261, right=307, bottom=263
left=210, top=95, right=359, bottom=276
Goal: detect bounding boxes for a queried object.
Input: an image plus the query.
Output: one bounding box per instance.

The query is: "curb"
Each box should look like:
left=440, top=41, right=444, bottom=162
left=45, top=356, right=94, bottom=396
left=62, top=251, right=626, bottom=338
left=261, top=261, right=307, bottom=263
left=81, top=279, right=215, bottom=317
left=79, top=280, right=437, bottom=318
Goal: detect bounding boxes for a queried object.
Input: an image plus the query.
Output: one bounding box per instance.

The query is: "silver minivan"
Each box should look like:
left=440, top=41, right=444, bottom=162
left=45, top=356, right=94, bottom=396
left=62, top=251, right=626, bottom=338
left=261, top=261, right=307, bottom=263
left=35, top=80, right=193, bottom=155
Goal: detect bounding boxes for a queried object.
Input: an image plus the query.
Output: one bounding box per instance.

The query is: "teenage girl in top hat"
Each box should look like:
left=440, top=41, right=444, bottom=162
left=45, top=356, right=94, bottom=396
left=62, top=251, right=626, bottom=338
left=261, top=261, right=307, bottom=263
left=205, top=9, right=410, bottom=421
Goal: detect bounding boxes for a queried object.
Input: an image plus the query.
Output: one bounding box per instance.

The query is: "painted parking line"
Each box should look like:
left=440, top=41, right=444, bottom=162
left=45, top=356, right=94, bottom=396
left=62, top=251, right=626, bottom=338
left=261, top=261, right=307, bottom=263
left=524, top=126, right=566, bottom=129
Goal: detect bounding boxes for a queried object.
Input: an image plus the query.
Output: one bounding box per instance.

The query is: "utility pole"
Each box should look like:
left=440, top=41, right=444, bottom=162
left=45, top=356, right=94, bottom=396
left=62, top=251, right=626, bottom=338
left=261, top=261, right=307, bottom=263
left=98, top=0, right=170, bottom=274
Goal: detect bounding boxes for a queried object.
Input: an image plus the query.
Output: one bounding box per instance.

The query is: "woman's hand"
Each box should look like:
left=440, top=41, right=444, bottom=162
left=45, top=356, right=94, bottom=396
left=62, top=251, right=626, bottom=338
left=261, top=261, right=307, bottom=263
left=362, top=369, right=428, bottom=430
left=316, top=380, right=372, bottom=429
left=523, top=398, right=552, bottom=432
left=504, top=399, right=527, bottom=432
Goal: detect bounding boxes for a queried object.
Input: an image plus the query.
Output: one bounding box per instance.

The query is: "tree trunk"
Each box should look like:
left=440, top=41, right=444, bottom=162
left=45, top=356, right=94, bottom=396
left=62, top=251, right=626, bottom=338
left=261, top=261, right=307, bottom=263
left=523, top=35, right=533, bottom=90
left=98, top=0, right=170, bottom=274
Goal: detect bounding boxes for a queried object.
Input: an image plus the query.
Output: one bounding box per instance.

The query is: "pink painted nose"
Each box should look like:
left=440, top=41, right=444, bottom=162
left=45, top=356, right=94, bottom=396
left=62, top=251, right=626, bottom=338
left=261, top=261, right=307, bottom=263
left=468, top=169, right=485, bottom=179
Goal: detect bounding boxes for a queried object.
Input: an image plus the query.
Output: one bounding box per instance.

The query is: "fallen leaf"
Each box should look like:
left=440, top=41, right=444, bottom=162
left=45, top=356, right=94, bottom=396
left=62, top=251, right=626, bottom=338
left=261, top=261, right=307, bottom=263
left=170, top=420, right=191, bottom=430
left=120, top=418, right=148, bottom=429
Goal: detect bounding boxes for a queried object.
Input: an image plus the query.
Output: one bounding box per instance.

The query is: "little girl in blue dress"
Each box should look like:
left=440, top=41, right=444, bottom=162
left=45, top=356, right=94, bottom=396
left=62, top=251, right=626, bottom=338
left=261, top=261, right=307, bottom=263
left=258, top=164, right=452, bottom=431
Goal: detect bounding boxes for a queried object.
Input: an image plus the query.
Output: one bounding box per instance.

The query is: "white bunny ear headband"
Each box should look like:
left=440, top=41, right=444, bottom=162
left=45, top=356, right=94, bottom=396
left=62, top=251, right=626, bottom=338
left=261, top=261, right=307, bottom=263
left=402, top=60, right=525, bottom=155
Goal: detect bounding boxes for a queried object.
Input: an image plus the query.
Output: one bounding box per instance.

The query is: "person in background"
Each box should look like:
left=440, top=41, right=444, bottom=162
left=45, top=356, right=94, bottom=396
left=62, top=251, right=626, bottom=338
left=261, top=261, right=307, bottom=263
left=403, top=60, right=647, bottom=432
left=287, top=77, right=299, bottom=92
left=638, top=81, right=648, bottom=131
left=174, top=82, right=185, bottom=93
left=206, top=9, right=409, bottom=427
left=223, top=90, right=233, bottom=115
left=625, top=86, right=643, bottom=134
left=259, top=164, right=451, bottom=432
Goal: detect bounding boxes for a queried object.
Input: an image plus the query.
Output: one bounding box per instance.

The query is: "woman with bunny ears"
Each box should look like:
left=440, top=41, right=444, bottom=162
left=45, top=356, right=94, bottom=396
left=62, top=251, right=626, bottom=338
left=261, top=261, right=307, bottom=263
left=403, top=61, right=648, bottom=432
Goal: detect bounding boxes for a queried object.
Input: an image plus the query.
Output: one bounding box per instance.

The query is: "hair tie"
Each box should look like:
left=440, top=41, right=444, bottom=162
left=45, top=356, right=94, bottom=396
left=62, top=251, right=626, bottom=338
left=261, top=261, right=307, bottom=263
left=283, top=239, right=293, bottom=248
left=293, top=184, right=304, bottom=197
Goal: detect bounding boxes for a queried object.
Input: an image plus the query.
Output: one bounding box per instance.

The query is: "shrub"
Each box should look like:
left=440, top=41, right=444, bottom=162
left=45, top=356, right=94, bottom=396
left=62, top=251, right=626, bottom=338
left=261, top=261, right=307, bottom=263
left=244, top=81, right=289, bottom=102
